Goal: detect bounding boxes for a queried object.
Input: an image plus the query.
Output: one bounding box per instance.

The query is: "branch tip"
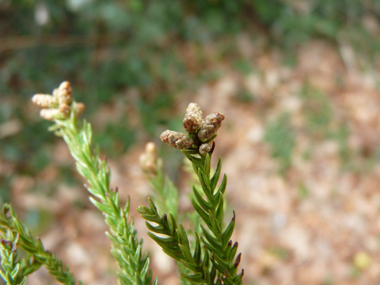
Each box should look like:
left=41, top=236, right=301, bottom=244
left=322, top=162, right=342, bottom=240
left=210, top=141, right=215, bottom=154
left=234, top=253, right=242, bottom=268
left=240, top=269, right=244, bottom=279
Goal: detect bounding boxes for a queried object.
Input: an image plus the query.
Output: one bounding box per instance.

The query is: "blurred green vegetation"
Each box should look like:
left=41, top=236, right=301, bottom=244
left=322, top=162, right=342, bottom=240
left=265, top=112, right=295, bottom=173
left=255, top=0, right=380, bottom=53
left=0, top=0, right=379, bottom=212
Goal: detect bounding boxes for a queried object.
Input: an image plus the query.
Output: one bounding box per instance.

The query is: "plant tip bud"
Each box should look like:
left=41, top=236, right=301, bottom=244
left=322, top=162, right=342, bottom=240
left=74, top=102, right=85, bottom=117
left=146, top=142, right=156, bottom=154
left=199, top=143, right=212, bottom=156
left=160, top=130, right=194, bottom=149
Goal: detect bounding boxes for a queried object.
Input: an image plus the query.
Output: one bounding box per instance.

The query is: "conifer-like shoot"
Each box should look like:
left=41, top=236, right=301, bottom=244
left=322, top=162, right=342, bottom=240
left=30, top=82, right=156, bottom=285
left=140, top=103, right=243, bottom=284
left=0, top=83, right=243, bottom=285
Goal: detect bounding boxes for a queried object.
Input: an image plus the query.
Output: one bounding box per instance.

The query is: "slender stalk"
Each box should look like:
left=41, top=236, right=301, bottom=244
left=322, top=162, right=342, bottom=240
left=145, top=166, right=179, bottom=219
left=157, top=102, right=244, bottom=284
left=31, top=82, right=157, bottom=285
left=137, top=198, right=216, bottom=284
left=140, top=142, right=201, bottom=285
left=54, top=112, right=156, bottom=285
left=185, top=153, right=243, bottom=285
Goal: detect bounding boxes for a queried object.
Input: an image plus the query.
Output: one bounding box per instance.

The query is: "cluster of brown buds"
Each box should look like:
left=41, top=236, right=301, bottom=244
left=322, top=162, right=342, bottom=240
left=139, top=142, right=161, bottom=176
left=31, top=81, right=85, bottom=120
left=160, top=103, right=225, bottom=156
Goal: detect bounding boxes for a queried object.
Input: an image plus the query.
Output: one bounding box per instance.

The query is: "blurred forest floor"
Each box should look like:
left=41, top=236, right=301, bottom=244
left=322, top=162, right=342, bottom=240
left=1, top=4, right=380, bottom=284
left=3, top=35, right=379, bottom=285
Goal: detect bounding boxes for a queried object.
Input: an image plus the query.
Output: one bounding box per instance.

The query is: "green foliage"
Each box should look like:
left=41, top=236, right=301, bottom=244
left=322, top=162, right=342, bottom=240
left=137, top=95, right=175, bottom=136
left=329, top=123, right=351, bottom=165
left=300, top=85, right=333, bottom=138
left=0, top=231, right=28, bottom=285
left=94, top=118, right=136, bottom=158
left=0, top=81, right=162, bottom=284
left=0, top=204, right=76, bottom=284
left=2, top=0, right=378, bottom=282
left=138, top=153, right=243, bottom=284
left=184, top=154, right=243, bottom=285
left=143, top=165, right=179, bottom=220
left=0, top=178, right=12, bottom=207
left=138, top=198, right=213, bottom=284
left=51, top=108, right=156, bottom=285
left=138, top=98, right=242, bottom=284
left=268, top=246, right=290, bottom=260
left=297, top=184, right=309, bottom=200
left=298, top=85, right=362, bottom=169
left=140, top=152, right=195, bottom=285
left=2, top=0, right=379, bottom=206
left=256, top=0, right=380, bottom=52
left=265, top=113, right=295, bottom=172
left=253, top=0, right=285, bottom=25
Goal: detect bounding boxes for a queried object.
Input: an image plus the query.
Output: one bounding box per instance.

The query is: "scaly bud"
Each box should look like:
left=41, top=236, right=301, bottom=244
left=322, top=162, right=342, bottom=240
left=139, top=142, right=158, bottom=175
left=183, top=103, right=203, bottom=134
left=186, top=103, right=202, bottom=116
left=59, top=81, right=72, bottom=95
left=160, top=130, right=195, bottom=149
left=59, top=104, right=71, bottom=117
left=183, top=114, right=203, bottom=134
left=32, top=81, right=87, bottom=122
left=199, top=143, right=212, bottom=156
left=32, top=94, right=58, bottom=108
left=198, top=112, right=225, bottom=142
left=56, top=81, right=72, bottom=105
left=74, top=102, right=86, bottom=117
left=40, top=108, right=61, bottom=121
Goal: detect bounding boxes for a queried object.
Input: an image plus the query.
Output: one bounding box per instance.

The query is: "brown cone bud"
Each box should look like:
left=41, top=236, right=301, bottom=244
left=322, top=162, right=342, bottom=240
left=59, top=104, right=71, bottom=117
left=139, top=142, right=158, bottom=175
left=198, top=112, right=225, bottom=142
left=40, top=109, right=61, bottom=121
left=160, top=130, right=195, bottom=149
left=183, top=103, right=203, bottom=134
left=186, top=103, right=202, bottom=116
left=74, top=102, right=86, bottom=117
left=31, top=94, right=58, bottom=108
left=56, top=81, right=72, bottom=105
left=199, top=143, right=212, bottom=156
left=183, top=114, right=203, bottom=134
left=59, top=81, right=72, bottom=95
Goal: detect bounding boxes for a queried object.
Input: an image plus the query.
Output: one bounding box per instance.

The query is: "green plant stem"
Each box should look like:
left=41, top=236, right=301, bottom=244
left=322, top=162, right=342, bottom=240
left=143, top=167, right=196, bottom=285
left=185, top=153, right=243, bottom=285
left=145, top=167, right=178, bottom=219
left=138, top=198, right=216, bottom=284
left=52, top=110, right=156, bottom=285
left=0, top=230, right=27, bottom=285
left=0, top=204, right=76, bottom=284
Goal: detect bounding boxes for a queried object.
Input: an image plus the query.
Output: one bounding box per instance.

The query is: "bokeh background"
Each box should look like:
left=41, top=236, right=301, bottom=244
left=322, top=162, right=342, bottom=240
left=1, top=1, right=380, bottom=284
